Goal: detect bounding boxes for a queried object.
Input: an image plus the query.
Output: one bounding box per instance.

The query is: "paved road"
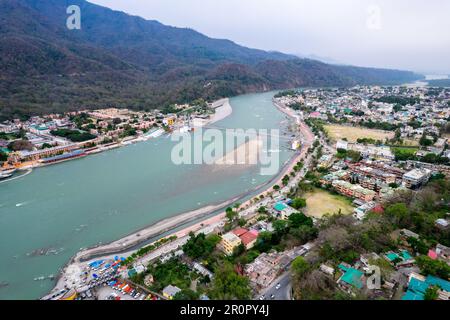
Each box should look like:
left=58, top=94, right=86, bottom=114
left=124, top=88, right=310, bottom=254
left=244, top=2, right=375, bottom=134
left=258, top=272, right=293, bottom=301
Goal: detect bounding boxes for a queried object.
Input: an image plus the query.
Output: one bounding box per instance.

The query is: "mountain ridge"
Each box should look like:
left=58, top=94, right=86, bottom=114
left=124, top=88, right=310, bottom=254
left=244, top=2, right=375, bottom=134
left=0, top=0, right=423, bottom=120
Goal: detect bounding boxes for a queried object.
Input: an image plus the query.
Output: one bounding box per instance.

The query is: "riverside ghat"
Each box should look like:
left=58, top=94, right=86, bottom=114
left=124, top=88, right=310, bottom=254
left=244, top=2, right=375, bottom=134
left=0, top=91, right=297, bottom=300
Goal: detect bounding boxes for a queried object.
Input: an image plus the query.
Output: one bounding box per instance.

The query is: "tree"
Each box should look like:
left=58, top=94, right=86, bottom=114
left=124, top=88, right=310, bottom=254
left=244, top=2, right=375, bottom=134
left=182, top=232, right=221, bottom=260
left=254, top=232, right=274, bottom=253
left=208, top=263, right=251, bottom=300
left=173, top=289, right=200, bottom=300
left=291, top=256, right=310, bottom=279
left=257, top=206, right=267, bottom=214
left=273, top=185, right=280, bottom=191
left=0, top=151, right=7, bottom=162
left=385, top=203, right=409, bottom=226
left=347, top=150, right=362, bottom=162
left=291, top=198, right=307, bottom=210
left=273, top=220, right=289, bottom=234
left=225, top=207, right=238, bottom=223
left=289, top=213, right=313, bottom=228
left=424, top=286, right=440, bottom=301
left=419, top=133, right=433, bottom=147
left=8, top=140, right=33, bottom=151
left=416, top=256, right=450, bottom=279
left=237, top=218, right=247, bottom=227
left=407, top=237, right=429, bottom=255
left=389, top=183, right=399, bottom=189
left=289, top=225, right=318, bottom=243
left=232, top=243, right=246, bottom=257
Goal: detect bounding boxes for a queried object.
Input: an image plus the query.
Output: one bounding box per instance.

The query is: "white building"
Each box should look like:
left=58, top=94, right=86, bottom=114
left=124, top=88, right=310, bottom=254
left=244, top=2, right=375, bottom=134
left=402, top=168, right=432, bottom=189
left=336, top=140, right=349, bottom=150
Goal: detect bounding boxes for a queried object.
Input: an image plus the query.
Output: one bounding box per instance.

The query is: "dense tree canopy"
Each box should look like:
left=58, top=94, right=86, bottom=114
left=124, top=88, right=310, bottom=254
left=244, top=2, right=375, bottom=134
left=208, top=262, right=251, bottom=300
left=182, top=232, right=221, bottom=260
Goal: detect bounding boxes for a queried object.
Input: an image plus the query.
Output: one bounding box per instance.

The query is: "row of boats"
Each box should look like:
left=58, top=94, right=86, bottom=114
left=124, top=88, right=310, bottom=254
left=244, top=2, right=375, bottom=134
left=34, top=274, right=55, bottom=282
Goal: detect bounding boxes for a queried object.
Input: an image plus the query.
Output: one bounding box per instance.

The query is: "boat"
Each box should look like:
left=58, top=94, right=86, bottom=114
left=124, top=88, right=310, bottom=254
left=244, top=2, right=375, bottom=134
left=0, top=173, right=12, bottom=180
left=1, top=168, right=17, bottom=175
left=0, top=171, right=14, bottom=180
left=0, top=168, right=17, bottom=179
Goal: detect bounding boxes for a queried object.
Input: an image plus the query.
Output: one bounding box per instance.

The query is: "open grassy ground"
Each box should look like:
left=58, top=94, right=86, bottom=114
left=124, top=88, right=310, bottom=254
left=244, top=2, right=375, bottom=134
left=304, top=189, right=354, bottom=218
left=391, top=146, right=419, bottom=155
left=324, top=124, right=394, bottom=143
left=402, top=139, right=420, bottom=147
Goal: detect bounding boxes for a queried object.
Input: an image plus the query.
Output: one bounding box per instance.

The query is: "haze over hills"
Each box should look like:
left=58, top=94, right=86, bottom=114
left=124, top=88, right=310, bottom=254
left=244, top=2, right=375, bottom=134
left=0, top=0, right=423, bottom=120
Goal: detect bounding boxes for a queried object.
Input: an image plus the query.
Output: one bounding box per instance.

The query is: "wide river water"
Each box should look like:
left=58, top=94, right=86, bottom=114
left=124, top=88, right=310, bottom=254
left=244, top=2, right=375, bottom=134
left=0, top=91, right=295, bottom=299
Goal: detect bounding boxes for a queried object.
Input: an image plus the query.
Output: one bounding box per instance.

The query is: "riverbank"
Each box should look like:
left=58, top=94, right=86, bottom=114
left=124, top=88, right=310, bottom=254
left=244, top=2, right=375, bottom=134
left=210, top=98, right=233, bottom=124
left=42, top=94, right=314, bottom=299
left=2, top=99, right=230, bottom=183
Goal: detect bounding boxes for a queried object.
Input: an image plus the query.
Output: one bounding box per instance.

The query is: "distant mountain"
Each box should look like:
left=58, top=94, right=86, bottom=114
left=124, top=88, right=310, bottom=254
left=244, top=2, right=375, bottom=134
left=295, top=53, right=343, bottom=65
left=427, top=79, right=450, bottom=87
left=0, top=0, right=423, bottom=120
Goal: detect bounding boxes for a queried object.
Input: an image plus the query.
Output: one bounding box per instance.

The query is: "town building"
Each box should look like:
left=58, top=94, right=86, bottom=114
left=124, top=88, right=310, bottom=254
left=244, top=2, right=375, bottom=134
left=402, top=168, right=432, bottom=189
left=232, top=228, right=259, bottom=250
left=219, top=232, right=242, bottom=256
left=16, top=144, right=78, bottom=162
left=332, top=180, right=376, bottom=202
left=353, top=201, right=377, bottom=220
left=245, top=251, right=292, bottom=289
left=162, top=285, right=181, bottom=300
left=337, top=264, right=365, bottom=293
left=273, top=202, right=298, bottom=220
left=402, top=273, right=450, bottom=301
left=435, top=219, right=450, bottom=230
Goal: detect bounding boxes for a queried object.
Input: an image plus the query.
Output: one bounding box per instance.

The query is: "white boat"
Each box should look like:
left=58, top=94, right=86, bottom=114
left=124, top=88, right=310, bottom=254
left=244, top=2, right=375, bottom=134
left=0, top=168, right=16, bottom=180
left=0, top=172, right=12, bottom=180
left=2, top=168, right=17, bottom=174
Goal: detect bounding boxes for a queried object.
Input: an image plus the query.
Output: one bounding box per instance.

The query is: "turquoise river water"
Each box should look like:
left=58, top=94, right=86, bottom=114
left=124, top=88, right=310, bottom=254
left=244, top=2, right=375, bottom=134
left=0, top=91, right=295, bottom=299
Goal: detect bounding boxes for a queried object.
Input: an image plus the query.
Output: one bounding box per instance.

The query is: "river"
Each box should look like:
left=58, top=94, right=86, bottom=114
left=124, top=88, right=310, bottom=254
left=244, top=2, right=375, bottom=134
left=0, top=91, right=295, bottom=300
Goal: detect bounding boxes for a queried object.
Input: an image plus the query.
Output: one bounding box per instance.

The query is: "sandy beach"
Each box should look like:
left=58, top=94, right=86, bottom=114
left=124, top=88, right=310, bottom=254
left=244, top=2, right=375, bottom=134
left=209, top=98, right=233, bottom=124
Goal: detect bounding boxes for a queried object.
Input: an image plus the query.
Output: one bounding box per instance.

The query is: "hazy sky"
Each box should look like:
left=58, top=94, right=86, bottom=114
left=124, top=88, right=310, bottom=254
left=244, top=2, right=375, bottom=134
left=90, top=0, right=450, bottom=74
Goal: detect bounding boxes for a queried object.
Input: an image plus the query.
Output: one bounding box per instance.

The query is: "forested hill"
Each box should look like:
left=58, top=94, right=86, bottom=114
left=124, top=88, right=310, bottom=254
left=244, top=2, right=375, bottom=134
left=0, top=0, right=423, bottom=120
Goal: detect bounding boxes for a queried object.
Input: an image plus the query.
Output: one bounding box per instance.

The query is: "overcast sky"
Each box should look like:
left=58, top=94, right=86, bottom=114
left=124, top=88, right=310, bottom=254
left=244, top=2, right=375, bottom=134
left=90, top=0, right=450, bottom=75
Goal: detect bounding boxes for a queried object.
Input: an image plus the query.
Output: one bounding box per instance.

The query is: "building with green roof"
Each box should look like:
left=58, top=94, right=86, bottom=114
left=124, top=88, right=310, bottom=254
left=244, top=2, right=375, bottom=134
left=402, top=275, right=450, bottom=300
left=274, top=202, right=288, bottom=212
left=338, top=264, right=364, bottom=290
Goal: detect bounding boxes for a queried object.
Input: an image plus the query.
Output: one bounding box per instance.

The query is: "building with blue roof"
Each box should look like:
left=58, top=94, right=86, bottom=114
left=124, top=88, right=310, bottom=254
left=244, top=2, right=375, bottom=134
left=402, top=274, right=450, bottom=300
left=337, top=264, right=364, bottom=290
left=274, top=202, right=288, bottom=212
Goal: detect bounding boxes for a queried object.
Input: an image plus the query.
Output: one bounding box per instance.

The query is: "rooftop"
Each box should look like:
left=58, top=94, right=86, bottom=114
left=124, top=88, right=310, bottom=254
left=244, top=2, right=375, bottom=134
left=232, top=228, right=248, bottom=237
left=402, top=275, right=450, bottom=300
left=222, top=232, right=241, bottom=243
left=239, top=230, right=259, bottom=246
left=338, top=264, right=364, bottom=289
left=274, top=202, right=288, bottom=212
left=163, top=285, right=181, bottom=297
